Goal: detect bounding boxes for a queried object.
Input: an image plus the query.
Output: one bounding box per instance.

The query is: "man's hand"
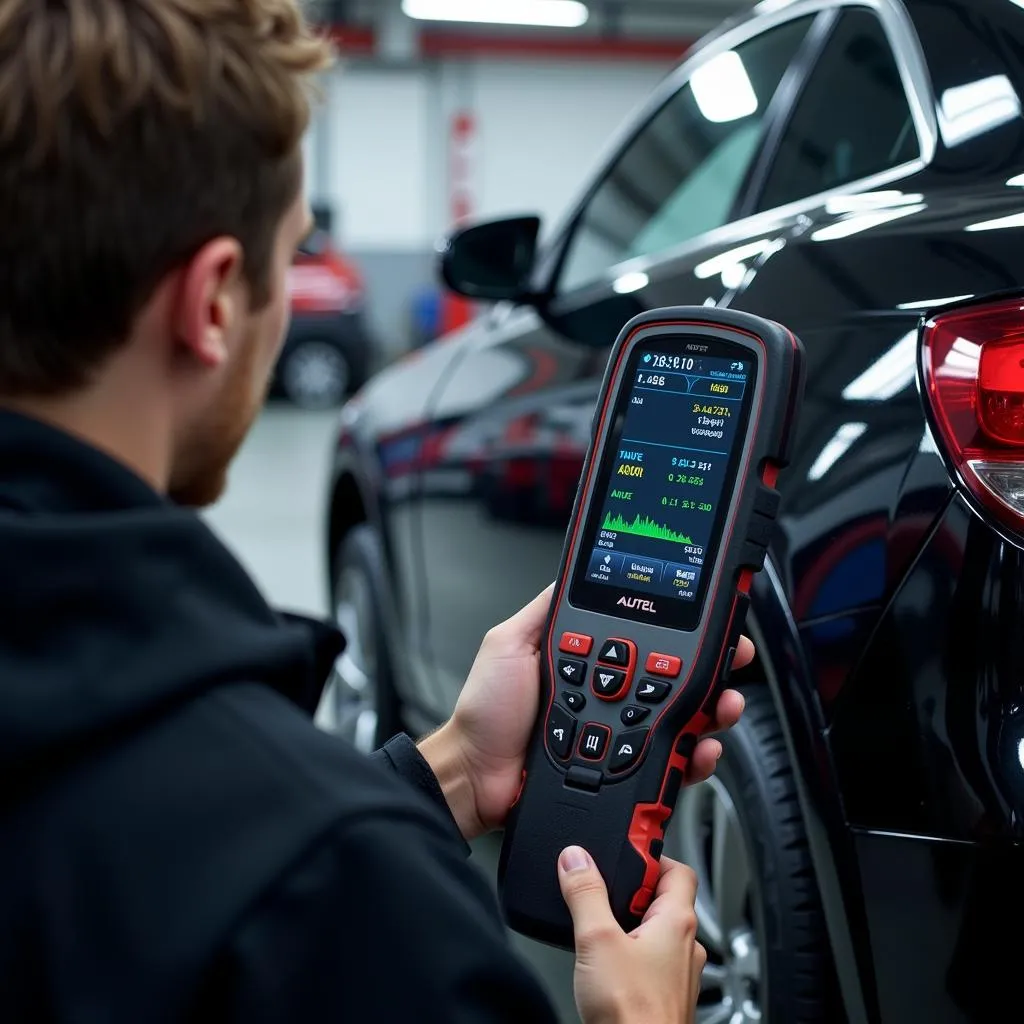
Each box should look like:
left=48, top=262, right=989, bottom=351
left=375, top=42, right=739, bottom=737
left=418, top=583, right=754, bottom=841
left=560, top=849, right=705, bottom=1024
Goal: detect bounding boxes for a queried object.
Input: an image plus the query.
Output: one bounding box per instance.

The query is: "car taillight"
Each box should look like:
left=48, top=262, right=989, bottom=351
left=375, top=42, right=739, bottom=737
left=922, top=297, right=1024, bottom=535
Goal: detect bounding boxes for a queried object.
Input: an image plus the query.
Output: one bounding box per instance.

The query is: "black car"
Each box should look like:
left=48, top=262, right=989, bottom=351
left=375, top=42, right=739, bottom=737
left=320, top=0, right=1024, bottom=1020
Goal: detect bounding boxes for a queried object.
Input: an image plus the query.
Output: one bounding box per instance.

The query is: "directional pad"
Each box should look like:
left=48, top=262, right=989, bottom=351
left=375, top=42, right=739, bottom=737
left=592, top=666, right=628, bottom=700
left=598, top=639, right=630, bottom=666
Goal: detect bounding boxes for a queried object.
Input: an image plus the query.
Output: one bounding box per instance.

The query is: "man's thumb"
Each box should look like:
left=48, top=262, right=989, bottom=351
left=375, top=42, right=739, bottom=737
left=557, top=846, right=618, bottom=945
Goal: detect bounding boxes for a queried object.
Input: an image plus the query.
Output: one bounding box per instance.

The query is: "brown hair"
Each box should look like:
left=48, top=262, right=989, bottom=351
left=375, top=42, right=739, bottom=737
left=0, top=0, right=332, bottom=395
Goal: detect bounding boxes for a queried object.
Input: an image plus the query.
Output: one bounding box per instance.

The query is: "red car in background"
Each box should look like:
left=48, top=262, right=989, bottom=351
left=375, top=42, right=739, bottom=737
left=275, top=229, right=375, bottom=409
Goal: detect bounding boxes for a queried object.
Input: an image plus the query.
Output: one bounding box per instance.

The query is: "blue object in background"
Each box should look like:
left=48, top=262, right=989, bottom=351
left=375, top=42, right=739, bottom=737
left=410, top=287, right=443, bottom=348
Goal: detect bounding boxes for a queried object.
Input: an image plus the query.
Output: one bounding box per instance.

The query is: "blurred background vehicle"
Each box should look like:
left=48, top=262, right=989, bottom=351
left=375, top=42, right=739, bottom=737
left=309, top=0, right=1024, bottom=1021
left=274, top=219, right=376, bottom=409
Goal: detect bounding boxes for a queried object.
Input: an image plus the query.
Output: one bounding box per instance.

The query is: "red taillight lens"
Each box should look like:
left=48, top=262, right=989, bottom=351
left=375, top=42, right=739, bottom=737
left=978, top=339, right=1024, bottom=444
left=922, top=298, right=1024, bottom=533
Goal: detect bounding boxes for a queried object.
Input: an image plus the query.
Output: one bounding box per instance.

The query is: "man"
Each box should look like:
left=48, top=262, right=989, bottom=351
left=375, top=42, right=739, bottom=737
left=0, top=2, right=752, bottom=1021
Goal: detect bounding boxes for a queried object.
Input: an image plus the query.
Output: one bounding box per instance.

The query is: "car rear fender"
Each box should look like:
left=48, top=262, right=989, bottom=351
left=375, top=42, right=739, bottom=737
left=749, top=557, right=878, bottom=1024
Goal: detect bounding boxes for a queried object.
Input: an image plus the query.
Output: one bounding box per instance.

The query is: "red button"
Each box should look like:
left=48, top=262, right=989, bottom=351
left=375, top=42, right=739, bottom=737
left=646, top=653, right=681, bottom=677
left=559, top=631, right=593, bottom=656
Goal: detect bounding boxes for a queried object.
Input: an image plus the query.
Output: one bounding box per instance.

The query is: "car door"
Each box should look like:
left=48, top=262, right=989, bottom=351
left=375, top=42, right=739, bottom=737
left=723, top=2, right=944, bottom=713
left=415, top=8, right=829, bottom=711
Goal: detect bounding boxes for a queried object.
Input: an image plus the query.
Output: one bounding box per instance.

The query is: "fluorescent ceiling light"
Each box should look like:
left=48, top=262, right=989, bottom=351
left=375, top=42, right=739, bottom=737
left=1007, top=172, right=1024, bottom=187
left=934, top=337, right=982, bottom=380
left=896, top=294, right=973, bottom=310
left=938, top=75, right=1021, bottom=148
left=825, top=191, right=923, bottom=215
left=807, top=423, right=867, bottom=481
left=965, top=211, right=1024, bottom=233
left=811, top=204, right=925, bottom=242
left=720, top=262, right=748, bottom=290
left=612, top=271, right=648, bottom=295
left=691, top=51, right=758, bottom=124
left=401, top=0, right=589, bottom=27
left=842, top=331, right=918, bottom=401
left=694, top=240, right=774, bottom=280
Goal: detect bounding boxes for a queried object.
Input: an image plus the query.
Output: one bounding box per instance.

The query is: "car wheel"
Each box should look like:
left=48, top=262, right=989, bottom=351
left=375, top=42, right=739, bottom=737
left=668, top=684, right=836, bottom=1023
left=315, top=525, right=403, bottom=752
left=280, top=339, right=350, bottom=410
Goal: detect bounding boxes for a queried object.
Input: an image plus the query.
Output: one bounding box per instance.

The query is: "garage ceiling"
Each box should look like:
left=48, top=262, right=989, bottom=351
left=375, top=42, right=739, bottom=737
left=311, top=0, right=753, bottom=48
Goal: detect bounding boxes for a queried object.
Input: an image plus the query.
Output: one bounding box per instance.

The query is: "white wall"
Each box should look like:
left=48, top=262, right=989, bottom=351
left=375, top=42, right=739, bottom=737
left=308, top=57, right=671, bottom=253
left=317, top=68, right=433, bottom=251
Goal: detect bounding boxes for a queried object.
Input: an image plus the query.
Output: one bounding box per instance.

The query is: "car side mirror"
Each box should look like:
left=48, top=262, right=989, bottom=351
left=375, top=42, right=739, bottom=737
left=439, top=215, right=542, bottom=302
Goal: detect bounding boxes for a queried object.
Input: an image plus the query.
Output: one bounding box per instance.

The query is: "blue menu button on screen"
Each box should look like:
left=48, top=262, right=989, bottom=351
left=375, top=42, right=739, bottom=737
left=587, top=550, right=623, bottom=583
left=663, top=562, right=699, bottom=600
left=621, top=556, right=664, bottom=587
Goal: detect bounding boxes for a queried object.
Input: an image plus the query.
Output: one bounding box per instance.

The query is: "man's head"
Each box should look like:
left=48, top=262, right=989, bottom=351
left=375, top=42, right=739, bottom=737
left=0, top=0, right=332, bottom=505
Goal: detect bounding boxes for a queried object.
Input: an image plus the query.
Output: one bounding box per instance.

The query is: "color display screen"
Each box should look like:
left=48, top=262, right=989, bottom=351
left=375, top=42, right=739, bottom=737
left=570, top=336, right=756, bottom=629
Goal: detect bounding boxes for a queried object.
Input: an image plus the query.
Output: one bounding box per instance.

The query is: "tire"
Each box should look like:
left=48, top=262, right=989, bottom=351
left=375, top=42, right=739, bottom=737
left=314, top=525, right=404, bottom=752
left=279, top=338, right=350, bottom=410
left=667, top=684, right=838, bottom=1024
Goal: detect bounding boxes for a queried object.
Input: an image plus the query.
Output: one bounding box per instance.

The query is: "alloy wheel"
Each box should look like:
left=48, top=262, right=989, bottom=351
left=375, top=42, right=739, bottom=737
left=672, top=776, right=764, bottom=1024
left=320, top=565, right=379, bottom=753
left=282, top=340, right=349, bottom=409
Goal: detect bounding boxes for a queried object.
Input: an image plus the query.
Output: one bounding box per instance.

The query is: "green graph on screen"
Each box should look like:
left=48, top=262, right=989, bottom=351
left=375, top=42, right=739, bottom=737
left=602, top=512, right=693, bottom=545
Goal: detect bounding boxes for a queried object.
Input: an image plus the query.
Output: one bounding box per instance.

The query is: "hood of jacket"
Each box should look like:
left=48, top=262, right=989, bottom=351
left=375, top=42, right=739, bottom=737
left=0, top=409, right=343, bottom=779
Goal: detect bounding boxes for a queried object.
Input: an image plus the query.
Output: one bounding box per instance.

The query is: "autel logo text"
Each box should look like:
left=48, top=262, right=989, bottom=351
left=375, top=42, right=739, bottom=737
left=617, top=596, right=657, bottom=614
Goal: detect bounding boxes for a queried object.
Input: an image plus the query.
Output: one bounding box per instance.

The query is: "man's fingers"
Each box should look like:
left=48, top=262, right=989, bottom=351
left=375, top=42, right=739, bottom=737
left=558, top=846, right=621, bottom=950
left=635, top=856, right=700, bottom=936
left=733, top=635, right=755, bottom=670
left=682, top=687, right=746, bottom=783
left=683, top=737, right=723, bottom=785
left=706, top=688, right=745, bottom=733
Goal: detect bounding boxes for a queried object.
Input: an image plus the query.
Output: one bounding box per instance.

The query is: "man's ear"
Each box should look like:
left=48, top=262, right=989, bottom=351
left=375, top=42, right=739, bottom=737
left=175, top=237, right=245, bottom=369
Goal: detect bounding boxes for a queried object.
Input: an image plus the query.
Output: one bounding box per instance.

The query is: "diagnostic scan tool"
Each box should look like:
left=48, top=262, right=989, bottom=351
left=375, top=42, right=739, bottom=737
left=497, top=307, right=805, bottom=948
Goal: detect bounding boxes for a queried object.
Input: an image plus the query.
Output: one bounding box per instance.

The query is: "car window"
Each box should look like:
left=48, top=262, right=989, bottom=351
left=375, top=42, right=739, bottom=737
left=756, top=8, right=918, bottom=212
left=556, top=16, right=814, bottom=296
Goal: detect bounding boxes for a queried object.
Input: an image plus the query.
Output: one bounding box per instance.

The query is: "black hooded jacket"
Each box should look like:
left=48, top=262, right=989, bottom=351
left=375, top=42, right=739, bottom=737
left=0, top=410, right=557, bottom=1023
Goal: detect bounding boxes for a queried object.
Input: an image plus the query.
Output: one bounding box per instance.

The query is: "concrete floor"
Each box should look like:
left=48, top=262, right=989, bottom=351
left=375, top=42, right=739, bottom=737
left=204, top=401, right=580, bottom=1022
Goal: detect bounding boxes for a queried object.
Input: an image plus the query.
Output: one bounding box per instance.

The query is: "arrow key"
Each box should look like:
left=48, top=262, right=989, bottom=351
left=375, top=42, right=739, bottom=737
left=557, top=657, right=586, bottom=686
left=609, top=728, right=649, bottom=772
left=592, top=666, right=628, bottom=700
left=636, top=679, right=671, bottom=704
left=598, top=639, right=631, bottom=666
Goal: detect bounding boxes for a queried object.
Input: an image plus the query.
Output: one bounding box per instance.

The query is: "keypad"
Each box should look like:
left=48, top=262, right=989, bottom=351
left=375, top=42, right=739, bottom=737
left=548, top=631, right=687, bottom=777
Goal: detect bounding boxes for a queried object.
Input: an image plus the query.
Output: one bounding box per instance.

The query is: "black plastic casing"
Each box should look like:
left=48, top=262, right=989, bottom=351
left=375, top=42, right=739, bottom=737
left=497, top=307, right=806, bottom=950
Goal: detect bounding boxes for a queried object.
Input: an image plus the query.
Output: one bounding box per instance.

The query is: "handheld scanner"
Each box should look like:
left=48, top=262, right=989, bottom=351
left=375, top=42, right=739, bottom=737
left=497, top=307, right=805, bottom=949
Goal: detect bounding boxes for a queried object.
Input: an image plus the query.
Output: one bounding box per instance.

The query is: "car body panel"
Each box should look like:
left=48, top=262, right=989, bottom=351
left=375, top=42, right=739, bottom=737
left=330, top=330, right=476, bottom=719
left=854, top=828, right=1024, bottom=1023
left=328, top=0, right=1024, bottom=1018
